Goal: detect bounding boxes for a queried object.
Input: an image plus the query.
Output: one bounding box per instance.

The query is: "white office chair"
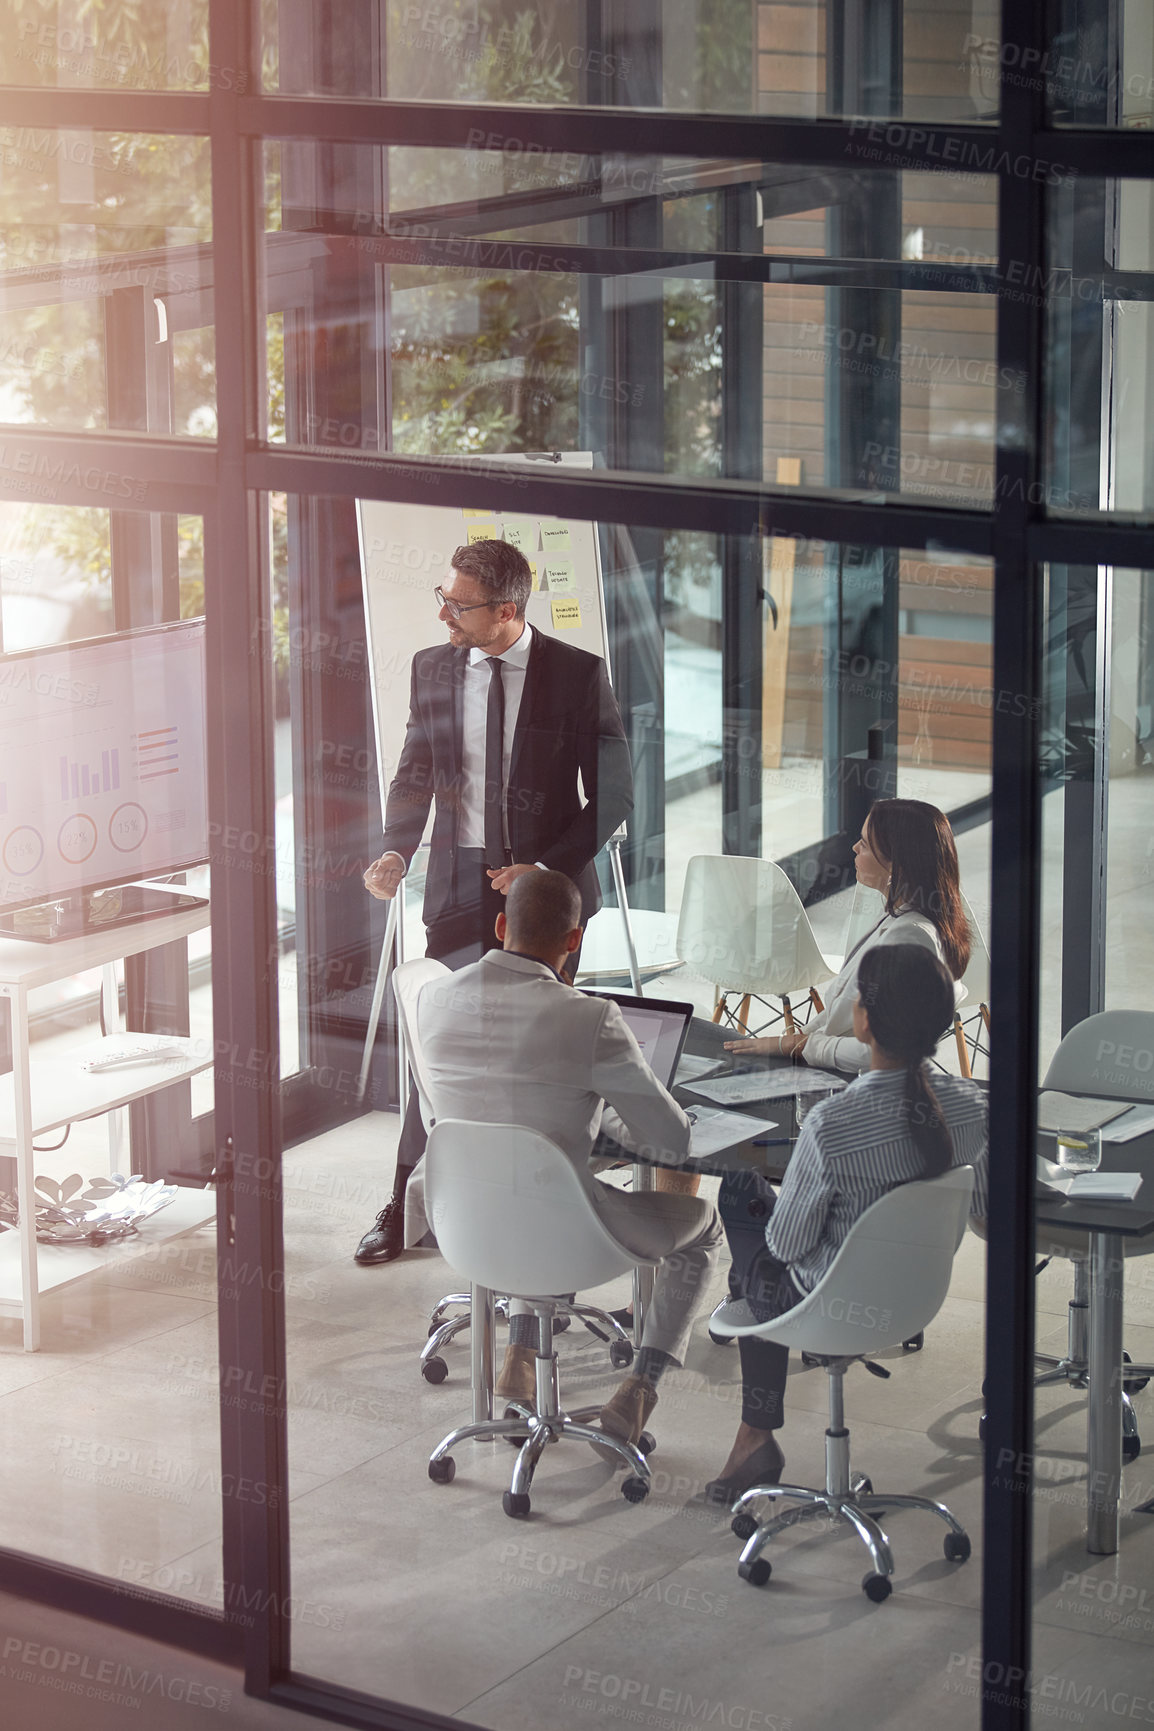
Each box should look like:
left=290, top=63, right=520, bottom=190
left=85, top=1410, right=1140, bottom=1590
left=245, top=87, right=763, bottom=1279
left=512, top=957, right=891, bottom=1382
left=390, top=960, right=498, bottom=1383
left=712, top=1166, right=976, bottom=1601
left=425, top=1120, right=659, bottom=1516
left=1032, top=1009, right=1154, bottom=1458
left=676, top=854, right=834, bottom=1036
left=393, top=962, right=634, bottom=1385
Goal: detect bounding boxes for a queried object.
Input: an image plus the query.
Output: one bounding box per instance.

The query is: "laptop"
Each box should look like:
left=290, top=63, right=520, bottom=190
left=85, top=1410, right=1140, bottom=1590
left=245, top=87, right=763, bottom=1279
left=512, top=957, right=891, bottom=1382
left=589, top=990, right=694, bottom=1089
left=587, top=991, right=768, bottom=1157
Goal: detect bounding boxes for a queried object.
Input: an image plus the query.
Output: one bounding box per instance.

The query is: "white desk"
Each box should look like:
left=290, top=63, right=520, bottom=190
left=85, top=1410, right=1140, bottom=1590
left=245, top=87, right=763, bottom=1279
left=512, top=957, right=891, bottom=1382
left=575, top=907, right=683, bottom=984
left=0, top=890, right=213, bottom=1350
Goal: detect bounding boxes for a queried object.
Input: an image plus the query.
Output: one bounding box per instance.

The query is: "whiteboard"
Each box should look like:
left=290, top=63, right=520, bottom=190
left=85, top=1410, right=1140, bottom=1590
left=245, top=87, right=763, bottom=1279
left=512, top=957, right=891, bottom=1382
left=356, top=452, right=609, bottom=819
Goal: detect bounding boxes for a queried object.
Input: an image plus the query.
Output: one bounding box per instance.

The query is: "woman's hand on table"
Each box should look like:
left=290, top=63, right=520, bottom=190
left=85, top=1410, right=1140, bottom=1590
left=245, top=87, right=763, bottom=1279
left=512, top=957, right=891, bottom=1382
left=724, top=1034, right=774, bottom=1055
left=722, top=1031, right=809, bottom=1058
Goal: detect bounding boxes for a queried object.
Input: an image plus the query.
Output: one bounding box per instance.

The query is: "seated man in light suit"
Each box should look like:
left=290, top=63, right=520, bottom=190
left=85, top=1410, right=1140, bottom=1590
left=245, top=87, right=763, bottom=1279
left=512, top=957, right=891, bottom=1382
left=416, top=868, right=724, bottom=1455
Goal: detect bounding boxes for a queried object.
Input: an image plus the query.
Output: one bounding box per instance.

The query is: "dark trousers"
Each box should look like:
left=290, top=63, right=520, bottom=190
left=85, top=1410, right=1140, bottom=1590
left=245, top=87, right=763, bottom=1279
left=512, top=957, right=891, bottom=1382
left=390, top=850, right=584, bottom=1198
left=719, top=1169, right=806, bottom=1432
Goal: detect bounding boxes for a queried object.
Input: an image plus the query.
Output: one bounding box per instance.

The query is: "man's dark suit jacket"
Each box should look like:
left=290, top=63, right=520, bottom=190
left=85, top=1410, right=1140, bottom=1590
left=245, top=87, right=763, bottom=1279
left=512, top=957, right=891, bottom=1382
left=381, top=629, right=633, bottom=930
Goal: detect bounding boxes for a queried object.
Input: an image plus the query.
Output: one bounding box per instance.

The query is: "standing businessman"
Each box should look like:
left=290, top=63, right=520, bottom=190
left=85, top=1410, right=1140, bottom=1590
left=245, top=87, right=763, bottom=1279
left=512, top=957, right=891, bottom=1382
left=356, top=537, right=634, bottom=1265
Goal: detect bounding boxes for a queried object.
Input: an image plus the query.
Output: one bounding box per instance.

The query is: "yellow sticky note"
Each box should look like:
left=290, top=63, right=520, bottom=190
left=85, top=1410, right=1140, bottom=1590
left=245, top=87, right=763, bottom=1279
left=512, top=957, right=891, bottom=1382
left=540, top=522, right=571, bottom=552
left=529, top=561, right=539, bottom=591
left=543, top=557, right=575, bottom=592
left=462, top=508, right=493, bottom=518
left=467, top=523, right=497, bottom=545
left=551, top=597, right=582, bottom=631
left=502, top=521, right=531, bottom=552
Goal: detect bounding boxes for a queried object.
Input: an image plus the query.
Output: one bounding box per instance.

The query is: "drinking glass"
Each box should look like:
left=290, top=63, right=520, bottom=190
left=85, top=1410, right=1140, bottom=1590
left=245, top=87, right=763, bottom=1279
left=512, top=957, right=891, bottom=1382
left=1054, top=1126, right=1102, bottom=1174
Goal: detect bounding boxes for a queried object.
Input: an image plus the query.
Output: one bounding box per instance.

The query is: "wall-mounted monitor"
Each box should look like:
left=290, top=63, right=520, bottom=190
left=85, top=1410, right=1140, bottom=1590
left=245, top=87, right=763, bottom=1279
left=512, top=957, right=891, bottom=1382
left=0, top=620, right=208, bottom=941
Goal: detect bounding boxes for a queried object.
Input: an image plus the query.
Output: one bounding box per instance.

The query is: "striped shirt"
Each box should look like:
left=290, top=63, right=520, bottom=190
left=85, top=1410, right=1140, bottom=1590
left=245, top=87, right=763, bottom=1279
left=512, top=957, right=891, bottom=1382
left=766, top=1068, right=988, bottom=1293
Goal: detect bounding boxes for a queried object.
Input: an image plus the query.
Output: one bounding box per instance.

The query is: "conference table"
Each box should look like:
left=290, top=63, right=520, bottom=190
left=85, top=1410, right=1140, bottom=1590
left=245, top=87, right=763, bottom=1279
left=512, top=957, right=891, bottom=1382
left=468, top=1013, right=1154, bottom=1556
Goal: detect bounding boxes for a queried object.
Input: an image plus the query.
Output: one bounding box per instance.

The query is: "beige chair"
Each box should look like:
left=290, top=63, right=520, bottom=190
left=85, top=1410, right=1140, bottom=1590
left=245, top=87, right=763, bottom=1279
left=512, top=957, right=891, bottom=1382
left=675, top=854, right=834, bottom=1037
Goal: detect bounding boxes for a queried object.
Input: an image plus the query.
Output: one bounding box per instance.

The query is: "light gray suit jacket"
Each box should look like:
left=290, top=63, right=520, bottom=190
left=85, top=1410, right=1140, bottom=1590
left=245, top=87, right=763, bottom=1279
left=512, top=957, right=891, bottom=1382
left=802, top=907, right=954, bottom=1075
left=415, top=950, right=692, bottom=1183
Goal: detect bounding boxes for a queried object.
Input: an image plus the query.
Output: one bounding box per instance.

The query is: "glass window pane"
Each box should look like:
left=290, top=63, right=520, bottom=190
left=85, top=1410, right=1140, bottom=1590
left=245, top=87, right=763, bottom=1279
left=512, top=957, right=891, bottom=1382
left=1044, top=0, right=1154, bottom=126
left=260, top=0, right=1000, bottom=123
left=0, top=0, right=211, bottom=91
left=0, top=130, right=215, bottom=438
left=1046, top=178, right=1154, bottom=518
left=263, top=141, right=998, bottom=507
left=1032, top=558, right=1154, bottom=1709
left=0, top=506, right=219, bottom=1607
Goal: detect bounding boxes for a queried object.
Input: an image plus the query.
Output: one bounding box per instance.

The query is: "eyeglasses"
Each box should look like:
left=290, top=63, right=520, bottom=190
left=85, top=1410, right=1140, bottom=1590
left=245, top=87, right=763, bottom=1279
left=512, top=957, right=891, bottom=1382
left=434, top=585, right=496, bottom=621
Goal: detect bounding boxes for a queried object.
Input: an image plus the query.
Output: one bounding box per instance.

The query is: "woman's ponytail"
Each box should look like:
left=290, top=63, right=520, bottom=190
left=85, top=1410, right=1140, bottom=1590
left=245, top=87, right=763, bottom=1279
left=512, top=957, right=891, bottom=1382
left=855, top=945, right=956, bottom=1178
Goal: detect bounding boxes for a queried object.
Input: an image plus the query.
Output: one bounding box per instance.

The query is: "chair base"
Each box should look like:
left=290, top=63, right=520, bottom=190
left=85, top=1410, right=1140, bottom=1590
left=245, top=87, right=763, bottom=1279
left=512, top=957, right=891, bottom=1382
left=427, top=1305, right=652, bottom=1516
left=977, top=1263, right=1154, bottom=1462
left=420, top=1293, right=635, bottom=1383
left=731, top=1480, right=969, bottom=1596
left=729, top=1361, right=970, bottom=1599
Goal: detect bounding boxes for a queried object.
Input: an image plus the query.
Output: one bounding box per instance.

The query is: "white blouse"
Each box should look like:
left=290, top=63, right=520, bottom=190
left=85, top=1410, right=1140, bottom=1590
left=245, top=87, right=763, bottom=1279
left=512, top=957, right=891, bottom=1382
left=802, top=907, right=954, bottom=1075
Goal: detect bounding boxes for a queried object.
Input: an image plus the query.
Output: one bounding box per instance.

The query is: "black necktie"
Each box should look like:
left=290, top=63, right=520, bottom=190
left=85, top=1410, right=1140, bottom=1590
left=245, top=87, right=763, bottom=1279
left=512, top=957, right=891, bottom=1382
left=484, top=655, right=506, bottom=865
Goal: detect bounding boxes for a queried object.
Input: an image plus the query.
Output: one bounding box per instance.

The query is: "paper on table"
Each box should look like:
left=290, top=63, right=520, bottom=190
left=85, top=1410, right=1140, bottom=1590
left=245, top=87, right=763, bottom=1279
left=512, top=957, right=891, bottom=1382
left=1046, top=1172, right=1144, bottom=1202
left=687, top=1067, right=847, bottom=1107
left=687, top=1106, right=779, bottom=1158
left=1101, top=1103, right=1154, bottom=1143
left=1037, top=1090, right=1133, bottom=1133
left=674, top=1053, right=727, bottom=1085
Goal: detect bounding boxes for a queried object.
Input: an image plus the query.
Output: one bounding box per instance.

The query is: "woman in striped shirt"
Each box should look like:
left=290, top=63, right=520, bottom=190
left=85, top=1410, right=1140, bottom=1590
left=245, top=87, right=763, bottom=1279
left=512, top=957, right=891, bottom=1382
left=704, top=943, right=988, bottom=1506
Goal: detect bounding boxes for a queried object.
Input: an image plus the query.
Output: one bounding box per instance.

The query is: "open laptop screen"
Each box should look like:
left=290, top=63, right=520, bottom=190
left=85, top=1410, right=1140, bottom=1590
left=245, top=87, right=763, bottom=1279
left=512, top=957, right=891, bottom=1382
left=586, top=991, right=695, bottom=1089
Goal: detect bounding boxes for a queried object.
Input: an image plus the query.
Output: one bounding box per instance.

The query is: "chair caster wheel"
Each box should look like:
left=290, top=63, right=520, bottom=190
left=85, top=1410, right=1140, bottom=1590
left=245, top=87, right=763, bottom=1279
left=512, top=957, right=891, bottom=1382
left=553, top=1313, right=572, bottom=1335
left=738, top=1558, right=771, bottom=1587
left=854, top=1477, right=874, bottom=1497
left=902, top=1331, right=925, bottom=1352
left=862, top=1572, right=892, bottom=1602
left=503, top=1490, right=531, bottom=1518
left=637, top=1431, right=656, bottom=1457
left=731, top=1511, right=758, bottom=1542
left=1123, top=1434, right=1142, bottom=1465
left=708, top=1326, right=735, bottom=1346
left=427, top=1321, right=441, bottom=1338
left=978, top=1414, right=987, bottom=1441
left=421, top=1356, right=448, bottom=1384
left=621, top=1476, right=649, bottom=1504
left=944, top=1532, right=971, bottom=1563
left=428, top=1456, right=455, bottom=1484
left=609, top=1339, right=634, bottom=1370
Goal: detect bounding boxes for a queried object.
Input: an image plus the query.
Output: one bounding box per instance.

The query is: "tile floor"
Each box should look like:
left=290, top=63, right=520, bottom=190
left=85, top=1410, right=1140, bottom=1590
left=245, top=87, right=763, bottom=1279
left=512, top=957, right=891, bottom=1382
left=4, top=1098, right=1154, bottom=1731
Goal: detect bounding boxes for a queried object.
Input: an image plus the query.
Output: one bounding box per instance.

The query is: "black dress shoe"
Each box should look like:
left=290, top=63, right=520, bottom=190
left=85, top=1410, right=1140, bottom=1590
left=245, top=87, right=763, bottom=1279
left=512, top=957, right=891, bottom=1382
left=702, top=1435, right=786, bottom=1507
left=354, top=1199, right=405, bottom=1265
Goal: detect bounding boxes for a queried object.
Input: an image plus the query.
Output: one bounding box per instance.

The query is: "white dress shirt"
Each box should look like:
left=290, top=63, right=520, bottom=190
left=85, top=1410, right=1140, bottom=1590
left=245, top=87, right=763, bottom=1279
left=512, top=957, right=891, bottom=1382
left=457, top=622, right=533, bottom=851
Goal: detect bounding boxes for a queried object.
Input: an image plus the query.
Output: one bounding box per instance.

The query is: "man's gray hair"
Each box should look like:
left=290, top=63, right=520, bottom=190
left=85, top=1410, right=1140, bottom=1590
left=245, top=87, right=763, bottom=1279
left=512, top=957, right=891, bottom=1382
left=449, top=538, right=532, bottom=617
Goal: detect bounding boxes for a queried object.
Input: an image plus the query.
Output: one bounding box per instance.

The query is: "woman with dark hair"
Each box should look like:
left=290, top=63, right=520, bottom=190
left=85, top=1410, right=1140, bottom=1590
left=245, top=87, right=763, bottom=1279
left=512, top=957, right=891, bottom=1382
left=725, top=797, right=971, bottom=1075
left=703, top=943, right=988, bottom=1505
